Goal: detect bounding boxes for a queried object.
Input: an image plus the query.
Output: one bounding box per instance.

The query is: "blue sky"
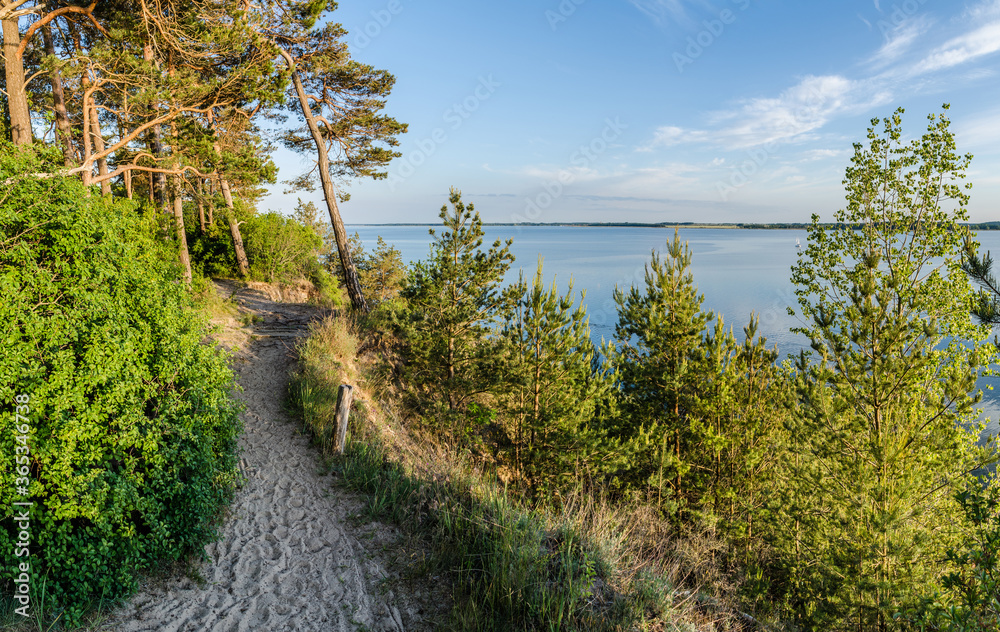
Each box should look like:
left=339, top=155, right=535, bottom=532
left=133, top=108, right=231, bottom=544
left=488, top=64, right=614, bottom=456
left=259, top=0, right=1000, bottom=224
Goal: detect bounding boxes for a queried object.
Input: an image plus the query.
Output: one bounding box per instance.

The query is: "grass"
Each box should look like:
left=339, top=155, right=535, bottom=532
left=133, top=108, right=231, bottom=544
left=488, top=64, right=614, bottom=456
left=291, top=313, right=747, bottom=631
left=191, top=275, right=240, bottom=321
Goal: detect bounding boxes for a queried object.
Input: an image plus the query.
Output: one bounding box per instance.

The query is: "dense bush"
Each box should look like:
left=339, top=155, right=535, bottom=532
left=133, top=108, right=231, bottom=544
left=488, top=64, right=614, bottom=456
left=0, top=145, right=242, bottom=624
left=187, top=219, right=240, bottom=278
left=243, top=211, right=323, bottom=283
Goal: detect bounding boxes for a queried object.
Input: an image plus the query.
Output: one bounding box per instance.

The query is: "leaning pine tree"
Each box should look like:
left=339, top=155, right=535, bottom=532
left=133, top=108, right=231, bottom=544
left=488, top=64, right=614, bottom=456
left=779, top=105, right=998, bottom=631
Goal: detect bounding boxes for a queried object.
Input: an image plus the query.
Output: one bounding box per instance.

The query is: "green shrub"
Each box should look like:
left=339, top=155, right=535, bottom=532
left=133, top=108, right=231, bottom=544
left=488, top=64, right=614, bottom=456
left=902, top=480, right=1000, bottom=631
left=0, top=144, right=242, bottom=625
left=306, top=265, right=347, bottom=309
left=187, top=218, right=240, bottom=279
left=243, top=211, right=322, bottom=282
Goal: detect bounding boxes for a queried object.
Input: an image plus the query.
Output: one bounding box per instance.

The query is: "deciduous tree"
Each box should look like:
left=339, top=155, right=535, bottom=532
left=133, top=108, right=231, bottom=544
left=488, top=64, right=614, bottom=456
left=779, top=105, right=997, bottom=630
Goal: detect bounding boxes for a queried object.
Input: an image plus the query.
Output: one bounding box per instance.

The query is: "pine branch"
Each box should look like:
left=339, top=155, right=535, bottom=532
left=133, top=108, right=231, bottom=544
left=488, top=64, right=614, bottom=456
left=962, top=238, right=1000, bottom=326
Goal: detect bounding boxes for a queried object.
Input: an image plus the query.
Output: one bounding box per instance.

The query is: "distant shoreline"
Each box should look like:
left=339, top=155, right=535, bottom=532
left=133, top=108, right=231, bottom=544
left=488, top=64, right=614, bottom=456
left=347, top=222, right=1000, bottom=230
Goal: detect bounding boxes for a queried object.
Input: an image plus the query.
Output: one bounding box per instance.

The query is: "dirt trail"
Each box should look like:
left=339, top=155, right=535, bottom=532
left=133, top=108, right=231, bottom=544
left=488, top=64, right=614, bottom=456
left=104, top=282, right=409, bottom=632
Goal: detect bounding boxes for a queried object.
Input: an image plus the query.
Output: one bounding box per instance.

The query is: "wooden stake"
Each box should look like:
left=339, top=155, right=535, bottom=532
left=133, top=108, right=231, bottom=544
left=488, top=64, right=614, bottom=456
left=334, top=384, right=353, bottom=455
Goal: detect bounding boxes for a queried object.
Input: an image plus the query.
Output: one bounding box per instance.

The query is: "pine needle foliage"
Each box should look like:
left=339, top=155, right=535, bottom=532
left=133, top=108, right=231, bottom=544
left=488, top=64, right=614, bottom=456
left=400, top=189, right=518, bottom=430
left=612, top=229, right=714, bottom=517
left=962, top=237, right=1000, bottom=327
left=778, top=105, right=998, bottom=630
left=500, top=260, right=624, bottom=497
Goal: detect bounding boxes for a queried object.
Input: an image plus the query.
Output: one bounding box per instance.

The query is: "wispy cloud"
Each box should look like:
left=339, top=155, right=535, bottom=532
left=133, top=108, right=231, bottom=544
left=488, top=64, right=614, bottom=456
left=912, top=21, right=1000, bottom=75
left=707, top=75, right=876, bottom=147
left=643, top=0, right=1000, bottom=153
left=963, top=0, right=1000, bottom=21
left=522, top=165, right=605, bottom=183
left=800, top=148, right=848, bottom=161
left=627, top=0, right=688, bottom=24
left=639, top=125, right=707, bottom=150
left=867, top=15, right=934, bottom=68
left=644, top=74, right=889, bottom=151
left=626, top=0, right=715, bottom=29
left=955, top=108, right=1000, bottom=150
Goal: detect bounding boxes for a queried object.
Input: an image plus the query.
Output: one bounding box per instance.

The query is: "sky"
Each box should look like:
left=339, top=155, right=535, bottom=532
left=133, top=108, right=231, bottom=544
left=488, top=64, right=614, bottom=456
left=258, top=0, right=1000, bottom=224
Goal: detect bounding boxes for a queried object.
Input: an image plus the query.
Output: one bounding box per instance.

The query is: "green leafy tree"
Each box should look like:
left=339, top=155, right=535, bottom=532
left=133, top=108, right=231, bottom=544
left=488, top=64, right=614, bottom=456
left=400, top=189, right=517, bottom=430
left=612, top=229, right=714, bottom=516
left=358, top=236, right=407, bottom=307
left=779, top=105, right=996, bottom=630
left=903, top=479, right=1000, bottom=631
left=243, top=211, right=321, bottom=282
left=501, top=260, right=622, bottom=496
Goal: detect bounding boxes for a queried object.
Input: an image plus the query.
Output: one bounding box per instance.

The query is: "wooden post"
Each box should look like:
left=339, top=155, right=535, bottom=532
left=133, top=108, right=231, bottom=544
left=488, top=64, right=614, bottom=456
left=334, top=384, right=353, bottom=455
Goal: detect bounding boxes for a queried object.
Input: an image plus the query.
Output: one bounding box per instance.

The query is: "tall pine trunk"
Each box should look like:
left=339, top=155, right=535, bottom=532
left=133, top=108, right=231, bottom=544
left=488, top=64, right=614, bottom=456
left=196, top=179, right=206, bottom=233
left=83, top=73, right=111, bottom=195
left=207, top=111, right=249, bottom=278
left=279, top=48, right=368, bottom=313
left=42, top=25, right=75, bottom=165
left=143, top=44, right=168, bottom=213
left=3, top=16, right=31, bottom=145
left=173, top=182, right=192, bottom=284
left=168, top=62, right=191, bottom=284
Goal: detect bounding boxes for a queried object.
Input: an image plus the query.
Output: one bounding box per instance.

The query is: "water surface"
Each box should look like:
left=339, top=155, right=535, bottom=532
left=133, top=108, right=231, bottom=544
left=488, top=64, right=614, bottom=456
left=348, top=224, right=1000, bottom=439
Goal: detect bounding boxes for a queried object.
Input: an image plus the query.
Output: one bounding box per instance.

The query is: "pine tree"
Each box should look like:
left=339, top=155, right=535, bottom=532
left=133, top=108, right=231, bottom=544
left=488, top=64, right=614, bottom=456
left=501, top=260, right=621, bottom=496
left=781, top=106, right=997, bottom=630
left=612, top=229, right=714, bottom=516
left=401, top=189, right=518, bottom=432
left=690, top=315, right=792, bottom=541
left=269, top=0, right=407, bottom=312
left=962, top=236, right=1000, bottom=327
left=359, top=236, right=407, bottom=307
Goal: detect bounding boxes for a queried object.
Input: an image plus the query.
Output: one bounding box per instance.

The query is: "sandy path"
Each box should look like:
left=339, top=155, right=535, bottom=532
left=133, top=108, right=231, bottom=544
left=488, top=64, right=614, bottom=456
left=103, top=284, right=407, bottom=632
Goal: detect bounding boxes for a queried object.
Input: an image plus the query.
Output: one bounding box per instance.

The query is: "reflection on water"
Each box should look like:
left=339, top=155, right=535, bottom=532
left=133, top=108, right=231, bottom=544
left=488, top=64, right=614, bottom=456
left=347, top=225, right=1000, bottom=441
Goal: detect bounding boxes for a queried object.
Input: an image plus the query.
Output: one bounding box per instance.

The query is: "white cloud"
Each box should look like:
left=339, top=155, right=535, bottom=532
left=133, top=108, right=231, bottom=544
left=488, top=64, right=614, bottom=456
left=642, top=1, right=1000, bottom=153
left=963, top=0, right=1000, bottom=21
left=639, top=125, right=709, bottom=150
left=520, top=165, right=604, bottom=183
left=914, top=21, right=1000, bottom=74
left=867, top=15, right=934, bottom=68
left=801, top=148, right=848, bottom=161
left=955, top=108, right=1000, bottom=150
left=640, top=75, right=870, bottom=151
left=713, top=75, right=857, bottom=143
left=627, top=0, right=691, bottom=25
left=700, top=75, right=889, bottom=149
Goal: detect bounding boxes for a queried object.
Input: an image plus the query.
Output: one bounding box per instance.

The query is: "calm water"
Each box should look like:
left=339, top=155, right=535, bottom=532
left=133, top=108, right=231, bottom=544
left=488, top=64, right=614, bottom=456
left=348, top=225, right=1000, bottom=438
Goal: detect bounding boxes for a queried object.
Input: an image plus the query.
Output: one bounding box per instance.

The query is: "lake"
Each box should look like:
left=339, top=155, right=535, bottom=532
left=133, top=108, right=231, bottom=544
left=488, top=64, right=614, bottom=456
left=347, top=224, right=1000, bottom=438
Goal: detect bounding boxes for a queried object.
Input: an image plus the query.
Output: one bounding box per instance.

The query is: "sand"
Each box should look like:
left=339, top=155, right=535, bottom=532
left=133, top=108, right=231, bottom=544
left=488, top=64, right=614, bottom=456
left=102, top=282, right=422, bottom=632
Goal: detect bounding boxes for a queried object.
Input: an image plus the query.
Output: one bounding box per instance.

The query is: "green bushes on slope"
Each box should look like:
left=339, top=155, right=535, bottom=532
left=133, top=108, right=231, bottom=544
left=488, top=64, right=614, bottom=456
left=0, top=145, right=242, bottom=625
